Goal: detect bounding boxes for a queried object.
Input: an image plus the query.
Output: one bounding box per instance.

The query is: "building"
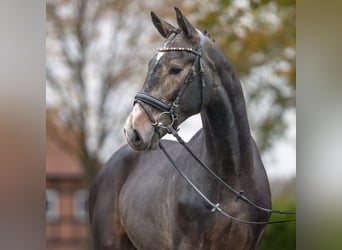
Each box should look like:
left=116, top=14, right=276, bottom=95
left=46, top=133, right=91, bottom=250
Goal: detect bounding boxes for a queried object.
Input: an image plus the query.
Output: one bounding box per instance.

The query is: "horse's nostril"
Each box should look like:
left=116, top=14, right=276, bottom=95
left=132, top=129, right=143, bottom=145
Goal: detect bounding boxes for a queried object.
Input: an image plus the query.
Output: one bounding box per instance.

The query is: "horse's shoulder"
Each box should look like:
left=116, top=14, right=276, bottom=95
left=106, top=144, right=140, bottom=167
left=92, top=145, right=139, bottom=186
left=89, top=144, right=140, bottom=208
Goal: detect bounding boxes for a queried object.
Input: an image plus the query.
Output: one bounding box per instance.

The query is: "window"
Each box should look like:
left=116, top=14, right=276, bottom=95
left=46, top=189, right=59, bottom=222
left=73, top=189, right=88, bottom=222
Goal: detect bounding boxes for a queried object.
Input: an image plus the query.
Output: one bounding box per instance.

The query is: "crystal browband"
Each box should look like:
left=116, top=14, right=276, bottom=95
left=158, top=47, right=201, bottom=56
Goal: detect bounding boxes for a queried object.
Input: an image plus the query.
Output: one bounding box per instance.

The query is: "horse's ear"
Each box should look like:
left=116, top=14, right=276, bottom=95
left=151, top=11, right=176, bottom=38
left=175, top=7, right=198, bottom=43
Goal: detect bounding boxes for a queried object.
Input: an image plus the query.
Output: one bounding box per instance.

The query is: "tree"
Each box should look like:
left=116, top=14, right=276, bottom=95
left=46, top=0, right=295, bottom=182
left=46, top=0, right=155, bottom=183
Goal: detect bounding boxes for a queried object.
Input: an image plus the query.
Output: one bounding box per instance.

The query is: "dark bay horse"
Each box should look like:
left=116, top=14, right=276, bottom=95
left=89, top=8, right=271, bottom=250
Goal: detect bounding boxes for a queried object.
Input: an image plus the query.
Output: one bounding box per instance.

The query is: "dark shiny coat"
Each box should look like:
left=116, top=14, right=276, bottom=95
left=89, top=8, right=271, bottom=250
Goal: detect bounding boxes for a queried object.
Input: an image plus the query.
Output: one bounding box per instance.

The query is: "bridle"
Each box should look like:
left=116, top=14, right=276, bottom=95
left=134, top=28, right=206, bottom=131
left=133, top=30, right=296, bottom=225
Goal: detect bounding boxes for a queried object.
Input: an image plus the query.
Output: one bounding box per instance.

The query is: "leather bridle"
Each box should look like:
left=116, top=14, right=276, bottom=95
left=134, top=30, right=206, bottom=131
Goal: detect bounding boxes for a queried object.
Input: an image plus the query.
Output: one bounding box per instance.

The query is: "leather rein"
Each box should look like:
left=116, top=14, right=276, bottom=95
left=133, top=32, right=296, bottom=225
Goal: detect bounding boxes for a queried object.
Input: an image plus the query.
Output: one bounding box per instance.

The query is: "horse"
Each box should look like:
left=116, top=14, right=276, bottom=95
left=89, top=7, right=271, bottom=250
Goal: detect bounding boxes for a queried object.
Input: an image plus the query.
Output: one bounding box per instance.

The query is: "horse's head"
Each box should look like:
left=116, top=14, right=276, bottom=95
left=124, top=7, right=212, bottom=151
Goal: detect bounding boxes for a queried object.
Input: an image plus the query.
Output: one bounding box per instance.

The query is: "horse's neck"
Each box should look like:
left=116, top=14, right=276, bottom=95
left=201, top=65, right=254, bottom=178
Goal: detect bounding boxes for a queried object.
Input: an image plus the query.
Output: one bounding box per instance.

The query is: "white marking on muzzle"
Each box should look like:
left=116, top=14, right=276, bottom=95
left=131, top=104, right=144, bottom=129
left=124, top=103, right=159, bottom=151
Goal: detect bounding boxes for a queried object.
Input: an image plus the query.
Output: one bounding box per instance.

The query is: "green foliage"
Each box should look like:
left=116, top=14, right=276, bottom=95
left=194, top=0, right=296, bottom=153
left=259, top=198, right=296, bottom=250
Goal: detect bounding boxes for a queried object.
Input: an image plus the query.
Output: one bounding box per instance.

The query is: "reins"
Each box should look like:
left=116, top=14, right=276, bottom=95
left=159, top=125, right=296, bottom=225
left=134, top=31, right=296, bottom=225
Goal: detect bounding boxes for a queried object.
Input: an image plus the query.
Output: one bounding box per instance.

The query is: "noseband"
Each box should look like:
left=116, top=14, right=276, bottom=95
left=134, top=32, right=206, bottom=131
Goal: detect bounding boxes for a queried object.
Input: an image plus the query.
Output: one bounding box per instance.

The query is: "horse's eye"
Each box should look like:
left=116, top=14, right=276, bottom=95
left=169, top=66, right=183, bottom=75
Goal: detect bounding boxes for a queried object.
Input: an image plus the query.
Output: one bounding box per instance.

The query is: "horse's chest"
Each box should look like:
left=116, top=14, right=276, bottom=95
left=118, top=165, right=256, bottom=250
left=118, top=168, right=175, bottom=249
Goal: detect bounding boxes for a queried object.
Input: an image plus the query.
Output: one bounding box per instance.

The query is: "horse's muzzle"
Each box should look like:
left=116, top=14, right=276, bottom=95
left=124, top=127, right=158, bottom=151
left=123, top=104, right=160, bottom=151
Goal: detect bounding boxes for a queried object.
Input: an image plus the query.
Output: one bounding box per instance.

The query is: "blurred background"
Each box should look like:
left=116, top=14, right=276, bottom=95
left=46, top=0, right=295, bottom=249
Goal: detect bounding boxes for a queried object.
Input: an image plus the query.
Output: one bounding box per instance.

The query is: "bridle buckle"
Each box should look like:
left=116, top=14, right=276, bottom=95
left=155, top=112, right=175, bottom=129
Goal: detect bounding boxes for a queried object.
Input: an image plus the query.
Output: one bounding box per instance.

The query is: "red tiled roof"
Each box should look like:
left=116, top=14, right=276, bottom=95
left=46, top=137, right=84, bottom=179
